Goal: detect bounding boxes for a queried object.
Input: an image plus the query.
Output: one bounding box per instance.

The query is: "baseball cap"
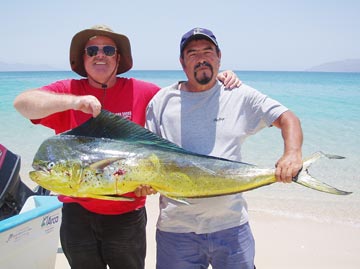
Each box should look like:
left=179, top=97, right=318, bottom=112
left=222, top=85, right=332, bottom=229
left=180, top=27, right=219, bottom=54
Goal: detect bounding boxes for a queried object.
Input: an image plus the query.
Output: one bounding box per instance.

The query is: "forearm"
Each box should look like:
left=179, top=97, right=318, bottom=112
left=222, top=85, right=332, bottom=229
left=14, top=89, right=103, bottom=119
left=282, top=112, right=302, bottom=155
left=13, top=89, right=75, bottom=119
left=274, top=110, right=303, bottom=154
left=273, top=110, right=303, bottom=182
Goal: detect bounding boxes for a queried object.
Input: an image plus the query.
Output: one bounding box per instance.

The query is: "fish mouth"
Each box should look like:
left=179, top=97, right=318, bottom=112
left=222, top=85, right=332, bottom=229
left=30, top=165, right=50, bottom=180
left=31, top=162, right=50, bottom=173
left=29, top=170, right=41, bottom=182
left=32, top=168, right=49, bottom=174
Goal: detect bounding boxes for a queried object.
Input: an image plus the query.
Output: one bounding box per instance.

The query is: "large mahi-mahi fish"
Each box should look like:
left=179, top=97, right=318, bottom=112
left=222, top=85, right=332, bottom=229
left=29, top=110, right=351, bottom=201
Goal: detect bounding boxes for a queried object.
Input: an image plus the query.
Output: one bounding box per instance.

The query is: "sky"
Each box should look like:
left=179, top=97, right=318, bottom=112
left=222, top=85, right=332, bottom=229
left=1, top=0, right=359, bottom=71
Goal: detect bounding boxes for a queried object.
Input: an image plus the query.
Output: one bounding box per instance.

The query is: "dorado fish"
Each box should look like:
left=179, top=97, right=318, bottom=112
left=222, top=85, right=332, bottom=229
left=29, top=110, right=351, bottom=201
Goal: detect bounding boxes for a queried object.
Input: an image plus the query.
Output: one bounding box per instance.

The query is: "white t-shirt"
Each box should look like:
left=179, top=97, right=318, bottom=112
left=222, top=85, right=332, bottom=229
left=146, top=81, right=288, bottom=234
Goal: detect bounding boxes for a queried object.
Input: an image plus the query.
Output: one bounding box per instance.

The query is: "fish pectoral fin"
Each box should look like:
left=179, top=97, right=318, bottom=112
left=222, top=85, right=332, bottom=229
left=89, top=194, right=135, bottom=201
left=89, top=158, right=125, bottom=170
left=191, top=164, right=216, bottom=175
left=165, top=195, right=191, bottom=205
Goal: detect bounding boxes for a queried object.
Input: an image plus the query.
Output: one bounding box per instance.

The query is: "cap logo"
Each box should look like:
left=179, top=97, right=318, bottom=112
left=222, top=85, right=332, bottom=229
left=193, top=28, right=203, bottom=34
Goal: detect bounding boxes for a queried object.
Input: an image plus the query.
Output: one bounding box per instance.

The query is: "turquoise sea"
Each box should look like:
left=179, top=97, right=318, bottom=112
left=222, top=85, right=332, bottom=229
left=1, top=70, right=359, bottom=227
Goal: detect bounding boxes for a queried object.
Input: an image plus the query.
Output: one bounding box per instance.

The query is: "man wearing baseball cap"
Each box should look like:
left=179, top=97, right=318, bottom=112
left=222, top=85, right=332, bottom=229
left=146, top=27, right=303, bottom=269
left=14, top=25, right=241, bottom=269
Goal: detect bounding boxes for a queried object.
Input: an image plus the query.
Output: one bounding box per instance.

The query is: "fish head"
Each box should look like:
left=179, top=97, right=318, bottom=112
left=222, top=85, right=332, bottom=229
left=30, top=159, right=83, bottom=196
left=30, top=134, right=97, bottom=195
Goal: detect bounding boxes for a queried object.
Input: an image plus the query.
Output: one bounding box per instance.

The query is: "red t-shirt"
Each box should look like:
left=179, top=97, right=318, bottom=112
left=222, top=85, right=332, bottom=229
left=32, top=77, right=160, bottom=214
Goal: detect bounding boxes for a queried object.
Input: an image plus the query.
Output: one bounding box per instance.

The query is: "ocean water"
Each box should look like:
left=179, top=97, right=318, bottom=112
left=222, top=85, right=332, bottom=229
left=1, top=70, right=359, bottom=227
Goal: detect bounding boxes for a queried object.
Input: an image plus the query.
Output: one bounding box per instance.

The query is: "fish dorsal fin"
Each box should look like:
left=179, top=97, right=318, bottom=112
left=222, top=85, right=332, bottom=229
left=62, top=110, right=189, bottom=154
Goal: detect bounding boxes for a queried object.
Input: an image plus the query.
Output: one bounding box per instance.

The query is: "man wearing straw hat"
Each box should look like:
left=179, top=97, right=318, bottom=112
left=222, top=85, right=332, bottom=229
left=14, top=25, right=241, bottom=269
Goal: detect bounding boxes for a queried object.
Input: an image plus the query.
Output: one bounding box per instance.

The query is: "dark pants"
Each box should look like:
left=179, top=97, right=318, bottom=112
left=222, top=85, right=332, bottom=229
left=60, top=203, right=147, bottom=269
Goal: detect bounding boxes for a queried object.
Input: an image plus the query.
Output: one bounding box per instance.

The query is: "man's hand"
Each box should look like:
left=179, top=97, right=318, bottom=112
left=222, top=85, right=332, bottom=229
left=275, top=151, right=303, bottom=183
left=217, top=70, right=242, bottom=89
left=134, top=185, right=157, bottom=197
left=73, top=95, right=102, bottom=118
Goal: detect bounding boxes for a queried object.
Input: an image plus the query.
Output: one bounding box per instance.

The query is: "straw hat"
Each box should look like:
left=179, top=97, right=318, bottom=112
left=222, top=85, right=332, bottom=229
left=69, top=25, right=133, bottom=77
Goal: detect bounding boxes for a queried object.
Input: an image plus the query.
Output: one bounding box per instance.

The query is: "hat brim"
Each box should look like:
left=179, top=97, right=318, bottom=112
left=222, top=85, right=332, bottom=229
left=70, top=29, right=133, bottom=77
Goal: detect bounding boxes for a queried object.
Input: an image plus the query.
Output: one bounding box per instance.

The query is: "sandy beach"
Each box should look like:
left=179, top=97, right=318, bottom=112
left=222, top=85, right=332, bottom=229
left=53, top=193, right=360, bottom=269
left=249, top=211, right=360, bottom=268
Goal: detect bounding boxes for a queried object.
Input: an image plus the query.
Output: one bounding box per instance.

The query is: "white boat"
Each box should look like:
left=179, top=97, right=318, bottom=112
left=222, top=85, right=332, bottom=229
left=0, top=195, right=62, bottom=269
left=0, top=144, right=63, bottom=269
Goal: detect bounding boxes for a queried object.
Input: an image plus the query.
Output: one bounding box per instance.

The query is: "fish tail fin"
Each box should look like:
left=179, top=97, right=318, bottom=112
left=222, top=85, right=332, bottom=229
left=294, top=152, right=352, bottom=195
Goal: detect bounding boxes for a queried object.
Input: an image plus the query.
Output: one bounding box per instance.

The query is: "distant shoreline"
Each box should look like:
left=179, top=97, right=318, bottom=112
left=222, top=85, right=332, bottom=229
left=1, top=58, right=360, bottom=73
left=0, top=69, right=359, bottom=73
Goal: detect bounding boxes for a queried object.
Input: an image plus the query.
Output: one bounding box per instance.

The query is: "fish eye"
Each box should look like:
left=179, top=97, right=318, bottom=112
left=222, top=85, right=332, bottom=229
left=47, top=162, right=56, bottom=170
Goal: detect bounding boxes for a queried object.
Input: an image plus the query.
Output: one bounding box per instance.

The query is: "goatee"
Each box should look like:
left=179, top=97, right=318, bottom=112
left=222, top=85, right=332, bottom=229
left=194, top=62, right=213, bottom=85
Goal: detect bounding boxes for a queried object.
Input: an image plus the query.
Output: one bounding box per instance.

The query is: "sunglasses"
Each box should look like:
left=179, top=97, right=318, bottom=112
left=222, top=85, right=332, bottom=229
left=85, top=45, right=117, bottom=57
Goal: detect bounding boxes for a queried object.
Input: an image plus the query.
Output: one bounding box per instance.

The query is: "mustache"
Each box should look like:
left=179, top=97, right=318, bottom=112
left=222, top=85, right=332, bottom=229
left=194, top=61, right=212, bottom=70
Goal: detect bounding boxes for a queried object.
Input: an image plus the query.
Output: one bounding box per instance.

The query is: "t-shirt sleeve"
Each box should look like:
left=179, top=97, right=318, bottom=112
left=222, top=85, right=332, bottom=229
left=244, top=86, right=288, bottom=133
left=145, top=97, right=160, bottom=135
